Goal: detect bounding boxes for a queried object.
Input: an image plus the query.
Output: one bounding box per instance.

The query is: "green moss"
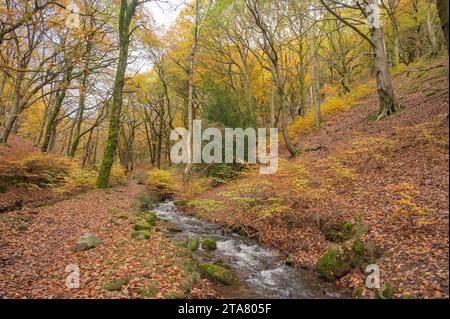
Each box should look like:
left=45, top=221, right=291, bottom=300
left=188, top=238, right=200, bottom=252
left=0, top=184, right=6, bottom=193
left=350, top=239, right=377, bottom=269
left=108, top=209, right=119, bottom=216
left=202, top=238, right=217, bottom=250
left=353, top=287, right=364, bottom=299
left=324, top=222, right=355, bottom=243
left=143, top=211, right=158, bottom=225
left=168, top=226, right=183, bottom=233
left=315, top=246, right=352, bottom=281
left=376, top=283, right=396, bottom=299
left=199, top=263, right=237, bottom=285
left=103, top=278, right=130, bottom=291
left=115, top=240, right=127, bottom=247
left=137, top=283, right=158, bottom=298
left=134, top=222, right=153, bottom=231
left=131, top=230, right=151, bottom=240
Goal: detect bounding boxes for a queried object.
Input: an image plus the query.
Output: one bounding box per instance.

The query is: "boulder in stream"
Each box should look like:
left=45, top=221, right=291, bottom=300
left=201, top=238, right=217, bottom=250
left=187, top=238, right=200, bottom=251
left=199, top=263, right=237, bottom=285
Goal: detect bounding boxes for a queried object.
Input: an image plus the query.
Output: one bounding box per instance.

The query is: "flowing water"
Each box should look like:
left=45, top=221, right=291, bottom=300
left=155, top=201, right=349, bottom=299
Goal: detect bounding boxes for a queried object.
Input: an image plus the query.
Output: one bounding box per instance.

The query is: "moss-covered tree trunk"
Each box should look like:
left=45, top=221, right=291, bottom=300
left=96, top=0, right=138, bottom=189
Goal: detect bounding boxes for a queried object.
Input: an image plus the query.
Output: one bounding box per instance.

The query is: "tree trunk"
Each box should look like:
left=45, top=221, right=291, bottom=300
left=437, top=0, right=449, bottom=54
left=310, top=40, right=322, bottom=124
left=69, top=76, right=88, bottom=157
left=427, top=0, right=439, bottom=56
left=392, top=22, right=400, bottom=67
left=41, top=66, right=73, bottom=152
left=298, top=35, right=306, bottom=117
left=96, top=0, right=138, bottom=189
left=0, top=72, right=24, bottom=144
left=270, top=67, right=276, bottom=127
left=274, top=65, right=300, bottom=157
left=370, top=23, right=397, bottom=120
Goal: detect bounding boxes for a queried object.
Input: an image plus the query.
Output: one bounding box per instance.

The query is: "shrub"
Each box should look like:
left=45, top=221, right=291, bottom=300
left=137, top=193, right=157, bottom=211
left=110, top=164, right=127, bottom=186
left=207, top=164, right=241, bottom=185
left=147, top=169, right=179, bottom=201
left=134, top=171, right=148, bottom=185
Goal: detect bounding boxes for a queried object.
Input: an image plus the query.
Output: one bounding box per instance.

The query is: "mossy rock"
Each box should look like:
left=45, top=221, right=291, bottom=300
left=103, top=278, right=130, bottom=291
left=131, top=230, right=151, bottom=240
left=199, top=263, right=237, bottom=285
left=167, top=226, right=183, bottom=233
left=315, top=246, right=352, bottom=281
left=350, top=239, right=377, bottom=269
left=0, top=184, right=6, bottom=194
left=324, top=222, right=355, bottom=243
left=202, top=238, right=217, bottom=250
left=134, top=221, right=153, bottom=231
left=143, top=211, right=158, bottom=225
left=75, top=233, right=101, bottom=251
left=187, top=238, right=200, bottom=252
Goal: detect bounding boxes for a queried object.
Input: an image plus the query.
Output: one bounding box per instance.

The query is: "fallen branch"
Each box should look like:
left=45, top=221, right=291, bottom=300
left=303, top=145, right=328, bottom=152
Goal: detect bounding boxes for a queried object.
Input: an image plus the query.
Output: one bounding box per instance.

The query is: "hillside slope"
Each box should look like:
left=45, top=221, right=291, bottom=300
left=179, top=60, right=449, bottom=298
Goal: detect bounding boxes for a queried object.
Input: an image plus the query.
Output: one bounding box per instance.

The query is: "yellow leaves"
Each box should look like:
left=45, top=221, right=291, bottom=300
left=259, top=204, right=290, bottom=219
left=387, top=183, right=430, bottom=224
left=289, top=82, right=374, bottom=138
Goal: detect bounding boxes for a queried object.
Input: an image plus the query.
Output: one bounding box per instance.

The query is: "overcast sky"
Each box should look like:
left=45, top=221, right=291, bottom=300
left=146, top=0, right=186, bottom=31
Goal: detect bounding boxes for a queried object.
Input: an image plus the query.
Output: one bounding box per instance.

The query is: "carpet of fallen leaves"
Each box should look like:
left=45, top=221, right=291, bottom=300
left=183, top=59, right=449, bottom=299
left=0, top=182, right=200, bottom=299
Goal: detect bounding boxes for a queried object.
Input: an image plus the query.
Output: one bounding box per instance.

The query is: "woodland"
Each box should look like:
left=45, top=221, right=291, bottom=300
left=0, top=0, right=449, bottom=299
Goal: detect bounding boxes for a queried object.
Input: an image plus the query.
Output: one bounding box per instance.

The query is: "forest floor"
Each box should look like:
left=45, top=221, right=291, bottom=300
left=0, top=180, right=211, bottom=299
left=177, top=58, right=449, bottom=299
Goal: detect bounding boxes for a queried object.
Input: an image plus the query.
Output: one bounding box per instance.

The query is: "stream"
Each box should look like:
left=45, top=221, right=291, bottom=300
left=155, top=201, right=349, bottom=299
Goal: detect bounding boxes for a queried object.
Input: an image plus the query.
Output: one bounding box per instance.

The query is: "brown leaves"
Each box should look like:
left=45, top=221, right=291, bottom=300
left=0, top=182, right=196, bottom=299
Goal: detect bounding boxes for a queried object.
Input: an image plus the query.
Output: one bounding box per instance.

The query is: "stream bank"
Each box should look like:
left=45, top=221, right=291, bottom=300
left=155, top=201, right=350, bottom=299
